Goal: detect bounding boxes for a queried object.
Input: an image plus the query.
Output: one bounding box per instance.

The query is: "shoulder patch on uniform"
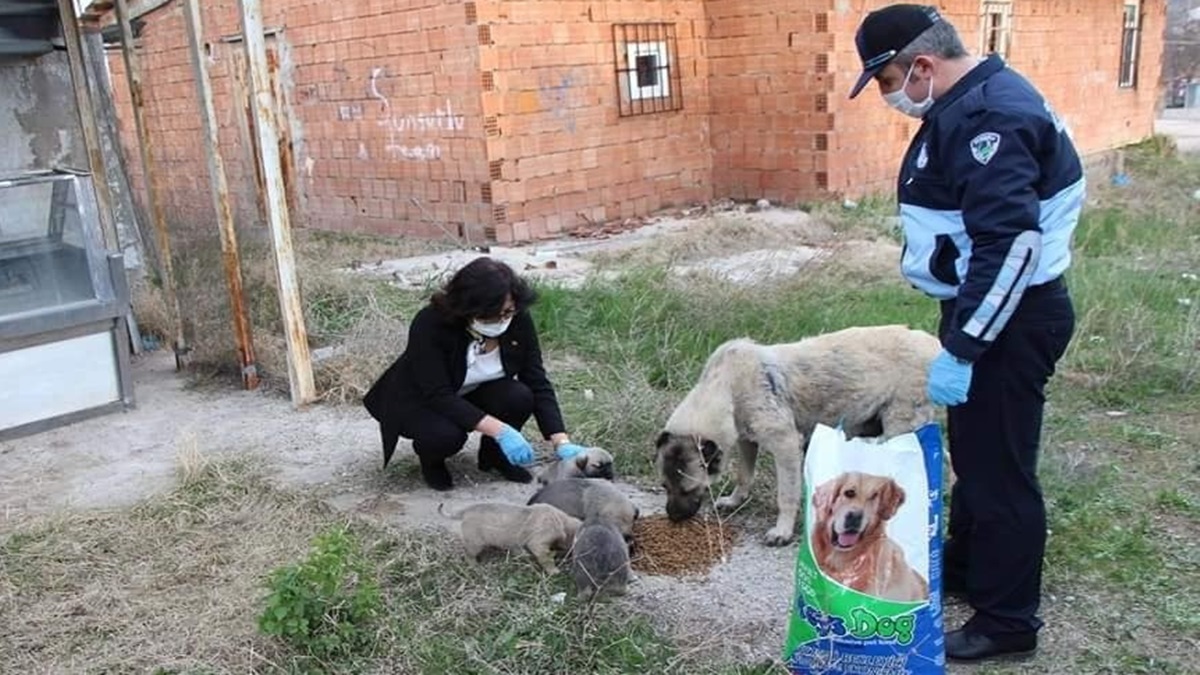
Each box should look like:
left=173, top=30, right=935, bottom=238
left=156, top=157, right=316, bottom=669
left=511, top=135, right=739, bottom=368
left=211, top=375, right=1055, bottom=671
left=969, top=132, right=1001, bottom=166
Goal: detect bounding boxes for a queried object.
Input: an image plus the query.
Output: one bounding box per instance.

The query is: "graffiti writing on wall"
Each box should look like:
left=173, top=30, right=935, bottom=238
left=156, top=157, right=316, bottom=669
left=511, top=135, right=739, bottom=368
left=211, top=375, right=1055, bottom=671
left=367, top=67, right=464, bottom=161
left=538, top=69, right=580, bottom=134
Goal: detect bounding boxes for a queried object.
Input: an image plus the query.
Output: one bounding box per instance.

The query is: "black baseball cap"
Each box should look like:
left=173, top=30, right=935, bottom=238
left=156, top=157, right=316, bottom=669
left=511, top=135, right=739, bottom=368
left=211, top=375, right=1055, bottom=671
left=849, top=4, right=943, bottom=99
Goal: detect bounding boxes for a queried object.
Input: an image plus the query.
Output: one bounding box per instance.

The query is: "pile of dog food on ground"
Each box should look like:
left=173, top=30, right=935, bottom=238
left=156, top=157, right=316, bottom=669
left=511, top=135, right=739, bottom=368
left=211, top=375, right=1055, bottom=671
left=631, top=513, right=740, bottom=577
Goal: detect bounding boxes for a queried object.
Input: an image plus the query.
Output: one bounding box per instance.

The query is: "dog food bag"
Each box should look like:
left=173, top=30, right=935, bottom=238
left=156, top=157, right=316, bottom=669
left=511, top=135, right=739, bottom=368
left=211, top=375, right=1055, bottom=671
left=782, top=422, right=945, bottom=675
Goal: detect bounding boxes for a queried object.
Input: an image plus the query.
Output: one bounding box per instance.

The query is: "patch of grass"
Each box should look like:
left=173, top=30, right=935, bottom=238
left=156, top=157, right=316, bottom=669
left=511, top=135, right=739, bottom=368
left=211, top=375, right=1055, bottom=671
left=0, top=451, right=753, bottom=675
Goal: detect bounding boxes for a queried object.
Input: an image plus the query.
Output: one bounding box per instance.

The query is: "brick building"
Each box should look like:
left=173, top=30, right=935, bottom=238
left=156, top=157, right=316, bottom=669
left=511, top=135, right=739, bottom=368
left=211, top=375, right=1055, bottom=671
left=101, top=0, right=1165, bottom=244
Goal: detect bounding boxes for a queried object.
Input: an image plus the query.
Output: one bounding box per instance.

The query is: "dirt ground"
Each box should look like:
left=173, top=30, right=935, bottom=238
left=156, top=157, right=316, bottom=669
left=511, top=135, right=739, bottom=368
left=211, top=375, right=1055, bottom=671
left=0, top=203, right=908, bottom=668
left=4, top=143, right=1188, bottom=668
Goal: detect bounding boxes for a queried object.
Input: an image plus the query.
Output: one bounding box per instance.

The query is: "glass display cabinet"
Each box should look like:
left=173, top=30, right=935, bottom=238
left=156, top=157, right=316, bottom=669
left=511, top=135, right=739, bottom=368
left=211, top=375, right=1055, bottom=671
left=0, top=169, right=135, bottom=441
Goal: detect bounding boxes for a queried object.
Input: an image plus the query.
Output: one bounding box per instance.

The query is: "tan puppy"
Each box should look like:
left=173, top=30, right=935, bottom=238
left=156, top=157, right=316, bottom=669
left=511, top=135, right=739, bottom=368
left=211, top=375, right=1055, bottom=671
left=570, top=517, right=632, bottom=600
left=526, top=477, right=639, bottom=542
left=809, top=471, right=929, bottom=603
left=438, top=502, right=581, bottom=574
left=536, top=447, right=616, bottom=485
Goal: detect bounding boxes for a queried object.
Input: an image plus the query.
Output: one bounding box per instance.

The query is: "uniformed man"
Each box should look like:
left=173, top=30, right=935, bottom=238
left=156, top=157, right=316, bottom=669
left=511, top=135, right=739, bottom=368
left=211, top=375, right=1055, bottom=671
left=848, top=4, right=1080, bottom=663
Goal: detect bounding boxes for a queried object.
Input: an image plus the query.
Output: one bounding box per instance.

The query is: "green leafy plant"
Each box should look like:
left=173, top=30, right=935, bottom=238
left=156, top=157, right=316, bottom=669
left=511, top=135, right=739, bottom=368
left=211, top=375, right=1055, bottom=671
left=257, top=524, right=382, bottom=663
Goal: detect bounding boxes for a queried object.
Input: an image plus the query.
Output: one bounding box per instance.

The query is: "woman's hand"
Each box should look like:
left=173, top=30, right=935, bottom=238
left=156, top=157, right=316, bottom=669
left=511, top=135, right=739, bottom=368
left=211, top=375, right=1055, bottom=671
left=495, top=424, right=535, bottom=465
left=555, top=442, right=588, bottom=460
left=549, top=433, right=586, bottom=460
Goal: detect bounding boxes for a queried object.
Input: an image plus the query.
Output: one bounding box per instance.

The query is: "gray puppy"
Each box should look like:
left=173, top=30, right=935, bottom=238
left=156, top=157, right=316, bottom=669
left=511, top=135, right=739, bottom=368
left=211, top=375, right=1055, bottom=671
left=570, top=517, right=632, bottom=600
left=527, top=477, right=639, bottom=541
left=536, top=446, right=616, bottom=485
left=438, top=502, right=581, bottom=574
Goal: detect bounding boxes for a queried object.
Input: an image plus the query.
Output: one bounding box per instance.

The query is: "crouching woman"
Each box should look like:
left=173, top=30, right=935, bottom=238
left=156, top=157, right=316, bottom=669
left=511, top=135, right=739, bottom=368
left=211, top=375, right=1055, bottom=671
left=363, top=256, right=588, bottom=490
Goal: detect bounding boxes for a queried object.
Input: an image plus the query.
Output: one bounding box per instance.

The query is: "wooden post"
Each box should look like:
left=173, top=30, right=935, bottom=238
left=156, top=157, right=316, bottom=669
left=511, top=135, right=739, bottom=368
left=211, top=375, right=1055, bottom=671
left=54, top=0, right=119, bottom=250
left=182, top=0, right=260, bottom=391
left=114, top=0, right=189, bottom=367
left=237, top=0, right=316, bottom=406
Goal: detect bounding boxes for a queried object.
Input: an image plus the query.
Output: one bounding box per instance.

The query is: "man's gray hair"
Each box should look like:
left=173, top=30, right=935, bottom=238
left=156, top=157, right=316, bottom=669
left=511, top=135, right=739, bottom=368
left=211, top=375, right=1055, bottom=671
left=893, top=19, right=969, bottom=69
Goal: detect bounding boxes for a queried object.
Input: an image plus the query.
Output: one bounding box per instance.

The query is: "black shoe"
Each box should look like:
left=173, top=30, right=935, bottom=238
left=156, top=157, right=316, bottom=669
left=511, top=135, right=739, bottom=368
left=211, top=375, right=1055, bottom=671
left=478, top=446, right=533, bottom=483
left=945, top=628, right=1037, bottom=662
left=419, top=457, right=454, bottom=491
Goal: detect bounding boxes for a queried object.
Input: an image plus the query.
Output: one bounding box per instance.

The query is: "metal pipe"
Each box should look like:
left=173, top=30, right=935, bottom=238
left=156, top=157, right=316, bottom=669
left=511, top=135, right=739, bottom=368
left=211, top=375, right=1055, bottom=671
left=114, top=0, right=189, bottom=366
left=237, top=0, right=316, bottom=406
left=182, top=0, right=260, bottom=391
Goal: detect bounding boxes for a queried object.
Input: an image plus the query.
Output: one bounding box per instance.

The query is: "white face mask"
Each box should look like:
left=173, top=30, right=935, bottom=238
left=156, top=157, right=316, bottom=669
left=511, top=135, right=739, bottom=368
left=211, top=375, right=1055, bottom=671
left=471, top=316, right=512, bottom=338
left=883, top=60, right=934, bottom=119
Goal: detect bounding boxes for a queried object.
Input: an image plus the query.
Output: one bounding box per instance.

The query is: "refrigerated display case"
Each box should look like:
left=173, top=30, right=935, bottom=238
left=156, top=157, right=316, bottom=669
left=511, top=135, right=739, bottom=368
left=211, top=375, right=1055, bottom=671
left=0, top=169, right=135, bottom=440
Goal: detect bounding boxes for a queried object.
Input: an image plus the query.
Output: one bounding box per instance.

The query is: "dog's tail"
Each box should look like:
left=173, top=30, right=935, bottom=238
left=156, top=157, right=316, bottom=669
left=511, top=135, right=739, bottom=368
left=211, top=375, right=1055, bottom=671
left=436, top=502, right=465, bottom=520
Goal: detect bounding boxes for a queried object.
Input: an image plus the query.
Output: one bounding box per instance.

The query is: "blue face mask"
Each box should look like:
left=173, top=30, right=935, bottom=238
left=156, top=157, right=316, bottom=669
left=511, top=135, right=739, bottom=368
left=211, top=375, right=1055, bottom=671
left=883, top=60, right=934, bottom=119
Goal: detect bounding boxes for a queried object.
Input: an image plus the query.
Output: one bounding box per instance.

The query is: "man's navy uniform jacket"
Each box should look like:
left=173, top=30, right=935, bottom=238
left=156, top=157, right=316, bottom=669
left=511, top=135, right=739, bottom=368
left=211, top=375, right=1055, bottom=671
left=897, top=54, right=1085, bottom=363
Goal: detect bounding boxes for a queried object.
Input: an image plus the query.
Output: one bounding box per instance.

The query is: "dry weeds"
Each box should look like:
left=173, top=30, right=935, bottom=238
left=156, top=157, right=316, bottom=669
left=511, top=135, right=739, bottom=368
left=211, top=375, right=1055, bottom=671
left=0, top=447, right=333, bottom=673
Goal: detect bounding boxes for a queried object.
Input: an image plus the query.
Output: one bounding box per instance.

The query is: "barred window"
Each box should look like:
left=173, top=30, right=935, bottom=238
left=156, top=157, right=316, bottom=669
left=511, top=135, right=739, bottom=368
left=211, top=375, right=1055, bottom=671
left=1119, top=0, right=1141, bottom=88
left=979, top=0, right=1012, bottom=59
left=612, top=23, right=683, bottom=117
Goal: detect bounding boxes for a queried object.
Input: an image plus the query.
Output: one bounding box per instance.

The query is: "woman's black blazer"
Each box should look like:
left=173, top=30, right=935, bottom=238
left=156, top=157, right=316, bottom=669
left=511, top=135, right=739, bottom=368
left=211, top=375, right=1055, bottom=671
left=363, top=303, right=566, bottom=438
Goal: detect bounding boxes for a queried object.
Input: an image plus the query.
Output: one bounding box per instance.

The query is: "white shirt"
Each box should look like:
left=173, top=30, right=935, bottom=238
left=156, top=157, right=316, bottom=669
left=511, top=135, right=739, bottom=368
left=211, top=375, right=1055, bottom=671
left=458, top=340, right=505, bottom=395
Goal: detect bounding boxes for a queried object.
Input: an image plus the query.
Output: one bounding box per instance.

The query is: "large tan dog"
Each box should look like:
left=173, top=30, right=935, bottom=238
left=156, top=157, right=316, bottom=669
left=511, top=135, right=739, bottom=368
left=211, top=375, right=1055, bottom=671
left=438, top=502, right=581, bottom=574
left=809, top=471, right=929, bottom=603
left=655, top=324, right=942, bottom=546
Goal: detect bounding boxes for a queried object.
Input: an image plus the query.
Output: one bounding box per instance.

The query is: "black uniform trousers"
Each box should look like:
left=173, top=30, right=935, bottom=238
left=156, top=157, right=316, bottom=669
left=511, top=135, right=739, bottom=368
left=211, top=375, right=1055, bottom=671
left=383, top=378, right=535, bottom=468
left=940, top=277, right=1075, bottom=636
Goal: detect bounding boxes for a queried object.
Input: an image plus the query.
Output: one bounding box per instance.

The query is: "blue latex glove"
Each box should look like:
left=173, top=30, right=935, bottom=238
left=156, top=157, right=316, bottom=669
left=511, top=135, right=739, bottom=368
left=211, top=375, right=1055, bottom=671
left=496, top=425, right=535, bottom=465
left=927, top=350, right=973, bottom=407
left=555, top=442, right=588, bottom=460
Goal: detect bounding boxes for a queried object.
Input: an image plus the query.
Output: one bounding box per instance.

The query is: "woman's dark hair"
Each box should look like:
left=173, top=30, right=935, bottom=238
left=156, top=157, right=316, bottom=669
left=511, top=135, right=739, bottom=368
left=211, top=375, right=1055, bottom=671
left=430, top=256, right=538, bottom=322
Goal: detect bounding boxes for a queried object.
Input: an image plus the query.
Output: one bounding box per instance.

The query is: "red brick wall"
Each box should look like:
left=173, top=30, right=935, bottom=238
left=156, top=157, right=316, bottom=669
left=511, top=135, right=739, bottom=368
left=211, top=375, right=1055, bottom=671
left=106, top=0, right=1165, bottom=244
left=828, top=0, right=1166, bottom=199
left=477, top=0, right=712, bottom=242
left=107, top=0, right=488, bottom=240
left=707, top=0, right=835, bottom=202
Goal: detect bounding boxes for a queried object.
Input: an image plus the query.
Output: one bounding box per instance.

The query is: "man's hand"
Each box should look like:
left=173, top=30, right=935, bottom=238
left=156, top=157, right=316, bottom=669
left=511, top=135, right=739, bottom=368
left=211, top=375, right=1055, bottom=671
left=928, top=350, right=973, bottom=406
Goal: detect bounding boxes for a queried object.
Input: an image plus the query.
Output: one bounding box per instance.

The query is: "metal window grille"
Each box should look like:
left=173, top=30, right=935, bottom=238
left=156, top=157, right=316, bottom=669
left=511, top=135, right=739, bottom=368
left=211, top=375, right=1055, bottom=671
left=1118, top=1, right=1141, bottom=88
left=612, top=23, right=683, bottom=117
left=979, top=0, right=1012, bottom=58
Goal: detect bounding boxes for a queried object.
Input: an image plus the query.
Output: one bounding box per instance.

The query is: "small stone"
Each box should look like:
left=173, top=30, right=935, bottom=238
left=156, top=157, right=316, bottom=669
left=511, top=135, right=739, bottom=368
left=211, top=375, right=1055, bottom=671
left=755, top=198, right=770, bottom=210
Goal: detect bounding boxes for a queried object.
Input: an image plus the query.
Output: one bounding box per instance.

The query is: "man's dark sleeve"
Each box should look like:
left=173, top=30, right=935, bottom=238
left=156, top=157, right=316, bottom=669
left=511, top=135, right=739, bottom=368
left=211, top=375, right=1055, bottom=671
left=942, top=109, right=1045, bottom=363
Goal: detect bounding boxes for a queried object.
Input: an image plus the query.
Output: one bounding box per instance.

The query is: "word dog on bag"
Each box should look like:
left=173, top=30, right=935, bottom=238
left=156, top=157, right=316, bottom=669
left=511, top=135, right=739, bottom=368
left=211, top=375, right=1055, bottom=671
left=783, top=422, right=945, bottom=675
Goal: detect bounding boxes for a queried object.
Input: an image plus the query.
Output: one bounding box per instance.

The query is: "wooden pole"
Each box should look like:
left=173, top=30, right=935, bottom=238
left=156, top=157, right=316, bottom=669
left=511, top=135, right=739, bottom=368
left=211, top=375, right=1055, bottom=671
left=54, top=0, right=119, bottom=251
left=182, top=0, right=260, bottom=391
left=237, top=0, right=316, bottom=406
left=114, top=0, right=189, bottom=367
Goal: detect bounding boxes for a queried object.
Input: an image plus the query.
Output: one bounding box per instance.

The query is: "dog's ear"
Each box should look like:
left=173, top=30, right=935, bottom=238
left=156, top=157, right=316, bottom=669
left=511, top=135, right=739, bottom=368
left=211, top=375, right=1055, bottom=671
left=878, top=478, right=906, bottom=521
left=574, top=451, right=591, bottom=471
left=655, top=431, right=671, bottom=448
left=700, top=440, right=723, bottom=475
left=812, top=476, right=842, bottom=516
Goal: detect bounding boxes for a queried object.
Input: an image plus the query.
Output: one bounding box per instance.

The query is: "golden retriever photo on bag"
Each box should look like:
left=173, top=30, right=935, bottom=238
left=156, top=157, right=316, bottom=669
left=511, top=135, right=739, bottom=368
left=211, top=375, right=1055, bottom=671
left=809, top=470, right=929, bottom=603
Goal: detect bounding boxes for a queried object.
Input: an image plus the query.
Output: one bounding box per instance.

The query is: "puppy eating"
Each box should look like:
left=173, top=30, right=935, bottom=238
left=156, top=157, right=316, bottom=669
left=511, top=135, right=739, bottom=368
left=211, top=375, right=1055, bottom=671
left=526, top=477, right=639, bottom=543
left=570, top=517, right=632, bottom=600
left=809, top=471, right=928, bottom=602
left=439, top=502, right=581, bottom=574
left=536, top=446, right=616, bottom=485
